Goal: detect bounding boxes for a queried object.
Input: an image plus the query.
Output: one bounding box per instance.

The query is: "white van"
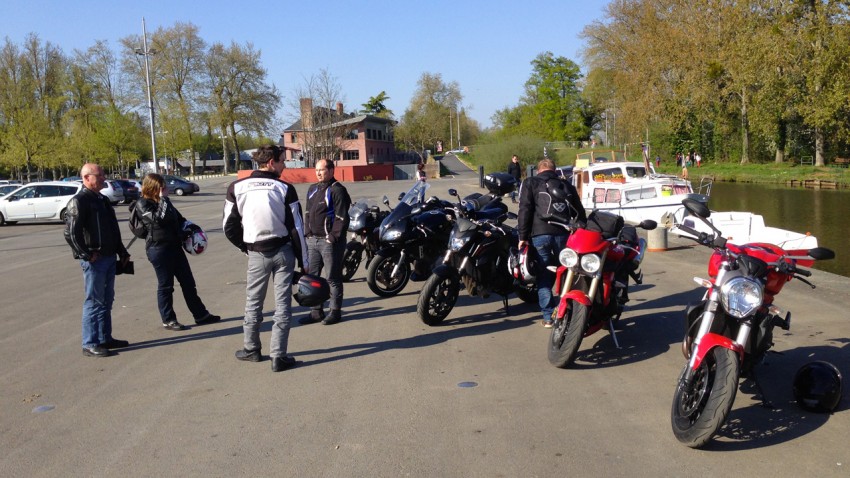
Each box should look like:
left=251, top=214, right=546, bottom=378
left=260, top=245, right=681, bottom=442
left=0, top=181, right=82, bottom=225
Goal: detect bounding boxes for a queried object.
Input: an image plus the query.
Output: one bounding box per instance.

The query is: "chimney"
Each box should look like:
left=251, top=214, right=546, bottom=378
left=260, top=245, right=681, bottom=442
left=336, top=102, right=344, bottom=116
left=300, top=98, right=313, bottom=130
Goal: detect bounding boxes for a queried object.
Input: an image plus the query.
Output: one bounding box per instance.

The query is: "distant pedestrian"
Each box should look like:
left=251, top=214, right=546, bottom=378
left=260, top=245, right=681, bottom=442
left=655, top=156, right=661, bottom=168
left=507, top=154, right=522, bottom=203
left=682, top=163, right=689, bottom=180
left=64, top=163, right=131, bottom=357
left=695, top=153, right=702, bottom=168
left=300, top=158, right=351, bottom=325
left=223, top=145, right=308, bottom=372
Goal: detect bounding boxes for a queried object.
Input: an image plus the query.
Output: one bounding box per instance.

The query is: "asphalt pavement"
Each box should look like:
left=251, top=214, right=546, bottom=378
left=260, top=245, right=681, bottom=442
left=1, top=175, right=848, bottom=477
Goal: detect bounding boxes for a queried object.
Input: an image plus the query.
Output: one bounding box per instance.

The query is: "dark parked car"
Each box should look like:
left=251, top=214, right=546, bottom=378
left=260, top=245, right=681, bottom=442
left=163, top=175, right=199, bottom=196
left=114, top=179, right=140, bottom=203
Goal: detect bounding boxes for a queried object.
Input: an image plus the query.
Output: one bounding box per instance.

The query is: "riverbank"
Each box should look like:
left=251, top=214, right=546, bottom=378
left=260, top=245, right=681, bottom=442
left=655, top=161, right=850, bottom=188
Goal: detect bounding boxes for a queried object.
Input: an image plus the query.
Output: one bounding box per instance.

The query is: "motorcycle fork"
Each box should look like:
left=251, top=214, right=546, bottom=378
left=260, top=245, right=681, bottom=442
left=391, top=250, right=408, bottom=278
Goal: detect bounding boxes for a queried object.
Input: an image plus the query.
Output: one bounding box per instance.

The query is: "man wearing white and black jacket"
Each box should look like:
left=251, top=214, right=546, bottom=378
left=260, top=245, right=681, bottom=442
left=223, top=145, right=308, bottom=372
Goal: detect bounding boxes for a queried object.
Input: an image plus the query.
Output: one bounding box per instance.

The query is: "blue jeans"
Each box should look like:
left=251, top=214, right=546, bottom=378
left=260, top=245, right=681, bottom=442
left=244, top=244, right=295, bottom=358
left=80, top=255, right=116, bottom=348
left=531, top=234, right=567, bottom=322
left=146, top=244, right=208, bottom=323
left=307, top=236, right=345, bottom=312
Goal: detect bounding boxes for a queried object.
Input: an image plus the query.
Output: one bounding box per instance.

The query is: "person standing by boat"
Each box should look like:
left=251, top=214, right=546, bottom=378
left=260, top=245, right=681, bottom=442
left=517, top=159, right=586, bottom=328
left=507, top=155, right=522, bottom=203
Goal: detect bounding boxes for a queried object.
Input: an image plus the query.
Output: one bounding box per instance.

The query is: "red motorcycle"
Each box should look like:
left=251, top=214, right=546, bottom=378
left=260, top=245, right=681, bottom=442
left=547, top=210, right=657, bottom=368
left=670, top=199, right=834, bottom=448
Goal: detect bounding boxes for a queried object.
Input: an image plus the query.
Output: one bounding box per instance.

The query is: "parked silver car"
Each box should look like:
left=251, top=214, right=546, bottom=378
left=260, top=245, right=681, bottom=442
left=0, top=181, right=82, bottom=225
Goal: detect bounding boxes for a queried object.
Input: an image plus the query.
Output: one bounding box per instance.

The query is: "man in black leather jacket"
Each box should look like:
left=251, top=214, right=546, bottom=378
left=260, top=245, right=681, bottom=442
left=64, top=163, right=131, bottom=357
left=517, top=159, right=586, bottom=327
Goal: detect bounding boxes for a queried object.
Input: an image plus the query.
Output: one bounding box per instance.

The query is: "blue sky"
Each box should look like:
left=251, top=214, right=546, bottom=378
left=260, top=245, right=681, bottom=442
left=0, top=0, right=610, bottom=129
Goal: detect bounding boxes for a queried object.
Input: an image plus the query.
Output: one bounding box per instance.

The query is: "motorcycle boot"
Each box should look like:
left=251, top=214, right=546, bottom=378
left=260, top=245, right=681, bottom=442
left=298, top=308, right=325, bottom=325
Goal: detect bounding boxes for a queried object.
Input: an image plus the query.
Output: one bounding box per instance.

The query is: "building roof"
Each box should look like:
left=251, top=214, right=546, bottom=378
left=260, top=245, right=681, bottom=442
left=284, top=113, right=395, bottom=132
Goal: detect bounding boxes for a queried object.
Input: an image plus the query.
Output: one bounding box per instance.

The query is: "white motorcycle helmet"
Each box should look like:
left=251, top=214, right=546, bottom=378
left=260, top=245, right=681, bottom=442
left=182, top=222, right=208, bottom=255
left=509, top=244, right=536, bottom=284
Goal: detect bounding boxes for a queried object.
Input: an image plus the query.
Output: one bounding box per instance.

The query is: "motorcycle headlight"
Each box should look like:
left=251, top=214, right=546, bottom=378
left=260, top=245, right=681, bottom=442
left=720, top=277, right=763, bottom=319
left=580, top=254, right=601, bottom=273
left=383, top=229, right=402, bottom=241
left=559, top=248, right=578, bottom=268
left=450, top=235, right=470, bottom=252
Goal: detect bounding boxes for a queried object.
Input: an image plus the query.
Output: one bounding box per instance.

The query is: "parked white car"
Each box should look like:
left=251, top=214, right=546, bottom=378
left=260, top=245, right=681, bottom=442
left=0, top=181, right=82, bottom=225
left=100, top=180, right=125, bottom=205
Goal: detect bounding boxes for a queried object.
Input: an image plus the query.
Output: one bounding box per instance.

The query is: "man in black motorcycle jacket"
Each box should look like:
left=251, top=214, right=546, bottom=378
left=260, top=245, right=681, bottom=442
left=64, top=163, right=131, bottom=357
left=517, top=159, right=586, bottom=327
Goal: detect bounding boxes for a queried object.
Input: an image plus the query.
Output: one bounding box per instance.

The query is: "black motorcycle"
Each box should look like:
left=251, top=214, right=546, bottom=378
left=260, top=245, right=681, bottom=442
left=341, top=200, right=390, bottom=282
left=366, top=181, right=456, bottom=297
left=416, top=176, right=537, bottom=325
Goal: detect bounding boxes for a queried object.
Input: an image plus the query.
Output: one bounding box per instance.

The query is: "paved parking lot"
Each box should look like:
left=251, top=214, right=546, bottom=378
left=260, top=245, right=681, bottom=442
left=1, top=175, right=848, bottom=477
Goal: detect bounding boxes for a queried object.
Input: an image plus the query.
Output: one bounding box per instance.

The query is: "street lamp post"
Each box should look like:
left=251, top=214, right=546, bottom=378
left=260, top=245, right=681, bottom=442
left=135, top=18, right=159, bottom=175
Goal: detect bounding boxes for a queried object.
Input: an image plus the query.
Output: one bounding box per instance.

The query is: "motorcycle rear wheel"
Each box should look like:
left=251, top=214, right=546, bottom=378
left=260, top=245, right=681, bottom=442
left=417, top=273, right=460, bottom=326
left=366, top=253, right=411, bottom=297
left=342, top=241, right=363, bottom=282
left=547, top=301, right=589, bottom=368
left=671, top=347, right=739, bottom=448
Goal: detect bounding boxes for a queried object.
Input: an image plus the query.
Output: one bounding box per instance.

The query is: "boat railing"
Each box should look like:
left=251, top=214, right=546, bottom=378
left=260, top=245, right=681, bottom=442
left=696, top=176, right=714, bottom=196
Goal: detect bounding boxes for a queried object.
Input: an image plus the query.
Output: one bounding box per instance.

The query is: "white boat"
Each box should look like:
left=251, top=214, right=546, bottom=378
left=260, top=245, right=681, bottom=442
left=569, top=155, right=711, bottom=224
left=667, top=208, right=818, bottom=254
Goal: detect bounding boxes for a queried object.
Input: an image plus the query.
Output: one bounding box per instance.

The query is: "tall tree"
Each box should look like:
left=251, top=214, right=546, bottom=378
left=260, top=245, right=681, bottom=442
left=395, top=72, right=461, bottom=159
left=361, top=91, right=393, bottom=118
left=288, top=68, right=353, bottom=166
left=205, top=41, right=280, bottom=172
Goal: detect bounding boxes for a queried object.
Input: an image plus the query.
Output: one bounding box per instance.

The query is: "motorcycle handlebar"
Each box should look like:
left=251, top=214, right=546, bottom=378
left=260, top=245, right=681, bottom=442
left=796, top=268, right=812, bottom=277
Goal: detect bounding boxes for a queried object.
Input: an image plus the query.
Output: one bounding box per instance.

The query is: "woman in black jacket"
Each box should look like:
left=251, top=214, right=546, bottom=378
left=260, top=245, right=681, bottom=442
left=135, top=174, right=219, bottom=331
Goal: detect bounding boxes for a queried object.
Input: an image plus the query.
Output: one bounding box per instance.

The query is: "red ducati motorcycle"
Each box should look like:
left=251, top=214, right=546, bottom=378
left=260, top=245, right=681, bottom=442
left=547, top=210, right=657, bottom=368
left=670, top=199, right=834, bottom=448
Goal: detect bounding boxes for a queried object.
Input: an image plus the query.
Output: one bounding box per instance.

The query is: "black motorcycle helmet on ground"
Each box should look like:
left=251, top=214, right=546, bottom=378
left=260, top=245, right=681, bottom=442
left=793, top=360, right=843, bottom=413
left=292, top=272, right=330, bottom=307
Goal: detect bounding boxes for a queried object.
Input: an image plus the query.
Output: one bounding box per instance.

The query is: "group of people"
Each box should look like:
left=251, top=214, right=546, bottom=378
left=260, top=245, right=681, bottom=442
left=66, top=151, right=589, bottom=367
left=65, top=147, right=351, bottom=373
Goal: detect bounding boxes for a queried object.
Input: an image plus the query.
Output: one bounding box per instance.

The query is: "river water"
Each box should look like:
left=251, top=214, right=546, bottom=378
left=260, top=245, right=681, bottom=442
left=704, top=181, right=847, bottom=276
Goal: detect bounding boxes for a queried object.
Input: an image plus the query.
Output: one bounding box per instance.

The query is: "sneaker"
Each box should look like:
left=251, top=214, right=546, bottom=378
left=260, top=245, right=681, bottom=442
left=271, top=355, right=301, bottom=372
left=163, top=320, right=187, bottom=331
left=542, top=320, right=554, bottom=328
left=235, top=348, right=262, bottom=362
left=195, top=313, right=221, bottom=325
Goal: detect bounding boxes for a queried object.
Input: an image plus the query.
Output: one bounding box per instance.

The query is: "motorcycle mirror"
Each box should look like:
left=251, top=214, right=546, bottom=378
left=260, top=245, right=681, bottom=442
left=807, top=247, right=835, bottom=261
left=683, top=198, right=710, bottom=218
left=397, top=192, right=405, bottom=201
left=639, top=219, right=658, bottom=230
left=448, top=188, right=458, bottom=197
left=382, top=195, right=390, bottom=206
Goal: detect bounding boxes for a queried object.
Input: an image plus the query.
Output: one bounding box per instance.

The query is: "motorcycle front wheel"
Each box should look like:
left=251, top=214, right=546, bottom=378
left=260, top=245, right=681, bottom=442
left=417, top=273, right=461, bottom=326
left=547, top=301, right=589, bottom=368
left=342, top=241, right=363, bottom=282
left=366, top=253, right=411, bottom=297
left=671, top=347, right=740, bottom=448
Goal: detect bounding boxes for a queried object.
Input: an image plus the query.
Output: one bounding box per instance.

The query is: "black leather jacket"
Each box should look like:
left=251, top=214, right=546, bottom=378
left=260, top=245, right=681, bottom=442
left=64, top=187, right=129, bottom=261
left=136, top=197, right=187, bottom=247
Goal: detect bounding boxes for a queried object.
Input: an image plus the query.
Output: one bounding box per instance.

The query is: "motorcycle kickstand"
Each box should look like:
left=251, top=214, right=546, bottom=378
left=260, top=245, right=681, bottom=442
left=502, top=296, right=510, bottom=315
left=607, top=318, right=622, bottom=349
left=748, top=369, right=775, bottom=409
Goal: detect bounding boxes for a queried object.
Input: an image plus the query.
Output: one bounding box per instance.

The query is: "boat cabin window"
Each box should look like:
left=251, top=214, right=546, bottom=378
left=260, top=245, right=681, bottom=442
left=624, top=187, right=657, bottom=201
left=625, top=166, right=648, bottom=178
left=593, top=188, right=621, bottom=204
left=593, top=167, right=622, bottom=179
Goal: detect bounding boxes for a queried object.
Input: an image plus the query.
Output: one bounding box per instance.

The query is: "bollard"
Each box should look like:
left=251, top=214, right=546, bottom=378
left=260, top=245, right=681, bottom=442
left=647, top=227, right=669, bottom=252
